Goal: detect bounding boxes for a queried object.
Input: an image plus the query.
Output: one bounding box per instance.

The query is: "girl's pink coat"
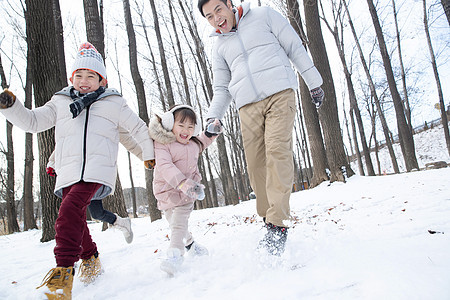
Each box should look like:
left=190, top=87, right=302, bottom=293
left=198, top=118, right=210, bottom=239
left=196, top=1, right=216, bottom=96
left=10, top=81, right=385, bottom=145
left=149, top=117, right=215, bottom=210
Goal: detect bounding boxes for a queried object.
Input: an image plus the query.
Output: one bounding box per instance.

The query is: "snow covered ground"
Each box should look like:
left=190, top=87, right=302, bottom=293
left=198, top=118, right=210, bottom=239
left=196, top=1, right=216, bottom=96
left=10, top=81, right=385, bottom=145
left=350, top=122, right=450, bottom=174
left=1, top=125, right=449, bottom=300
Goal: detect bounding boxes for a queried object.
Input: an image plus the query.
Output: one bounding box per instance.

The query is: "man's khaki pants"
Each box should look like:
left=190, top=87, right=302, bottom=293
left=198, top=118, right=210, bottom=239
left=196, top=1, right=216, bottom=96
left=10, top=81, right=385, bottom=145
left=239, top=89, right=296, bottom=227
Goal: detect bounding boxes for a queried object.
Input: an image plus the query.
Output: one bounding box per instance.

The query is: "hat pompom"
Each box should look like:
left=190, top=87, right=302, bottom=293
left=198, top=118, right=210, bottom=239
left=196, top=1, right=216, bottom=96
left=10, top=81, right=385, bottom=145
left=70, top=42, right=107, bottom=80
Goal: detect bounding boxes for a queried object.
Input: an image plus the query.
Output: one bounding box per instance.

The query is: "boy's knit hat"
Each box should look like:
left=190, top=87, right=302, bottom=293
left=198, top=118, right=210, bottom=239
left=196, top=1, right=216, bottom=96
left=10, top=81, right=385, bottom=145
left=70, top=42, right=107, bottom=81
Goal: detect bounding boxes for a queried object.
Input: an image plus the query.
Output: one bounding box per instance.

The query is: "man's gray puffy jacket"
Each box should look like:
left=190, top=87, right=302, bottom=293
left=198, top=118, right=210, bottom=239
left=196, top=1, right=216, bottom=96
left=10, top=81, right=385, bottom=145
left=206, top=3, right=323, bottom=120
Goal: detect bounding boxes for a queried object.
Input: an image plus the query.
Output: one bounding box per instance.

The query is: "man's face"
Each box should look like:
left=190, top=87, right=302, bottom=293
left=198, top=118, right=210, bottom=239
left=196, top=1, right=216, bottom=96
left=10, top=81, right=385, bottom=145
left=202, top=0, right=236, bottom=33
left=70, top=69, right=106, bottom=94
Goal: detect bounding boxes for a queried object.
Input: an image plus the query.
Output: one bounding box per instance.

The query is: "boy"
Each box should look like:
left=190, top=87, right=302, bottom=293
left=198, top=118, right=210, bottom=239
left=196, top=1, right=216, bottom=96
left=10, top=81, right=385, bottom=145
left=0, top=42, right=154, bottom=299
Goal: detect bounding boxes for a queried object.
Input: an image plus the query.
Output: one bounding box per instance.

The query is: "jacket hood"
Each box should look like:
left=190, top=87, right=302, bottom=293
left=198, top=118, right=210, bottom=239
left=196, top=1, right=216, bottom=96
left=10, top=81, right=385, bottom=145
left=148, top=116, right=176, bottom=145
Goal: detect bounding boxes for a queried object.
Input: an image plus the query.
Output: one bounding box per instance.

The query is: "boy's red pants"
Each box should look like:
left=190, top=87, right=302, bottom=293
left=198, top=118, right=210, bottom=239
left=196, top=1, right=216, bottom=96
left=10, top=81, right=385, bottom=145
left=53, top=181, right=102, bottom=267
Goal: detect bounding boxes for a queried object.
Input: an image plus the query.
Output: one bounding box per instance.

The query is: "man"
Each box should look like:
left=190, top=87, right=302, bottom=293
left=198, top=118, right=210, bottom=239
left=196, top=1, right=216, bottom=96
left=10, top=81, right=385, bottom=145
left=199, top=0, right=324, bottom=255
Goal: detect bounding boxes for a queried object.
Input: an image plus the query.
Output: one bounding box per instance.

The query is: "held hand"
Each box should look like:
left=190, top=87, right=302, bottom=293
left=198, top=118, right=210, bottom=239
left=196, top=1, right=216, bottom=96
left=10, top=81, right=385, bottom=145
left=144, top=159, right=156, bottom=170
left=178, top=178, right=205, bottom=200
left=0, top=88, right=16, bottom=109
left=205, top=118, right=223, bottom=138
left=310, top=87, right=324, bottom=109
left=193, top=184, right=205, bottom=200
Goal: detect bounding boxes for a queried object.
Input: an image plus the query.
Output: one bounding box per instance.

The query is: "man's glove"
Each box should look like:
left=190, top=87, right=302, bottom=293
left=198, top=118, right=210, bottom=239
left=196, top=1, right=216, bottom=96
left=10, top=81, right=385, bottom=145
left=178, top=178, right=205, bottom=200
left=310, top=87, right=324, bottom=109
left=144, top=159, right=156, bottom=170
left=46, top=167, right=56, bottom=177
left=205, top=118, right=223, bottom=138
left=0, top=88, right=16, bottom=109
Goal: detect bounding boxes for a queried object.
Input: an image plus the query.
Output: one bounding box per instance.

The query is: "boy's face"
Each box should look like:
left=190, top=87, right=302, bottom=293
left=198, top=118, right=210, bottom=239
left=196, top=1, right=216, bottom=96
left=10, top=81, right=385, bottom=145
left=202, top=0, right=236, bottom=33
left=172, top=116, right=195, bottom=144
left=70, top=69, right=106, bottom=94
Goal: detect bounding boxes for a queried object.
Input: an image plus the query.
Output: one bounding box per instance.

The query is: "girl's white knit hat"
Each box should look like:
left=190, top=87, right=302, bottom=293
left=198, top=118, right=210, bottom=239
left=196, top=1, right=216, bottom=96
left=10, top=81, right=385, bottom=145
left=70, top=42, right=107, bottom=80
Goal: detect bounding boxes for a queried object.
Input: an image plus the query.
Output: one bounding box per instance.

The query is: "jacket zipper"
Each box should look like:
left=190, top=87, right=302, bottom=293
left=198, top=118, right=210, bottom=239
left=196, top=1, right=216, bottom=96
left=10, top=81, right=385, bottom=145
left=236, top=30, right=259, bottom=99
left=80, top=107, right=90, bottom=180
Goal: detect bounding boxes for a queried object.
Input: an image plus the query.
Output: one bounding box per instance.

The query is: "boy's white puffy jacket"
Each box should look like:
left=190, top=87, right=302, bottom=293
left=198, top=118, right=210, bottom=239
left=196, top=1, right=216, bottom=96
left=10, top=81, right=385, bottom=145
left=1, top=87, right=154, bottom=198
left=206, top=3, right=323, bottom=120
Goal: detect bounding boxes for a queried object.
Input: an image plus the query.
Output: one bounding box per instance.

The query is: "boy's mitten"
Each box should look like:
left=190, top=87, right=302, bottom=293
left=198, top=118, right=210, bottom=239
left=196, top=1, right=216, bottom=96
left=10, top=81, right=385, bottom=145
left=205, top=118, right=223, bottom=138
left=178, top=179, right=205, bottom=200
left=0, top=88, right=16, bottom=109
left=144, top=159, right=156, bottom=170
left=310, top=87, right=324, bottom=109
left=46, top=167, right=56, bottom=177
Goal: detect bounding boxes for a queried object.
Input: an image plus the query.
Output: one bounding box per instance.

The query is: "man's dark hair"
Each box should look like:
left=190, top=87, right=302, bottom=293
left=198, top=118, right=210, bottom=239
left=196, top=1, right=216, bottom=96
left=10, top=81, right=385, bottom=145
left=198, top=0, right=229, bottom=17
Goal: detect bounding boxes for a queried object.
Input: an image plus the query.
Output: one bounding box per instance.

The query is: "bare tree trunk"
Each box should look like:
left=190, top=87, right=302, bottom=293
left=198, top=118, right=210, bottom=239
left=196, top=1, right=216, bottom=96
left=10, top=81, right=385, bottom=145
left=193, top=80, right=219, bottom=207
left=441, top=0, right=450, bottom=26
left=122, top=0, right=161, bottom=221
left=343, top=102, right=355, bottom=159
left=350, top=108, right=365, bottom=175
left=149, top=0, right=175, bottom=107
left=6, top=120, right=20, bottom=234
left=295, top=90, right=313, bottom=184
left=52, top=0, right=67, bottom=85
left=423, top=0, right=450, bottom=156
left=293, top=117, right=309, bottom=189
left=366, top=0, right=419, bottom=172
left=23, top=38, right=37, bottom=230
left=135, top=3, right=166, bottom=110
left=83, top=0, right=105, bottom=57
left=223, top=108, right=248, bottom=202
left=343, top=0, right=400, bottom=174
left=26, top=0, right=66, bottom=242
left=370, top=106, right=382, bottom=175
left=320, top=0, right=375, bottom=176
left=0, top=54, right=20, bottom=234
left=285, top=0, right=329, bottom=187
left=232, top=108, right=250, bottom=199
left=304, top=0, right=354, bottom=182
left=217, top=135, right=239, bottom=205
left=391, top=0, right=412, bottom=134
left=168, top=0, right=192, bottom=106
left=204, top=149, right=219, bottom=207
left=178, top=0, right=213, bottom=99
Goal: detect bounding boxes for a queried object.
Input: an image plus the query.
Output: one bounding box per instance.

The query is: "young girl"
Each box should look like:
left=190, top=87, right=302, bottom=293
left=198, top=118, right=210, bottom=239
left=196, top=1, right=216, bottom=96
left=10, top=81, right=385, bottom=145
left=148, top=105, right=221, bottom=275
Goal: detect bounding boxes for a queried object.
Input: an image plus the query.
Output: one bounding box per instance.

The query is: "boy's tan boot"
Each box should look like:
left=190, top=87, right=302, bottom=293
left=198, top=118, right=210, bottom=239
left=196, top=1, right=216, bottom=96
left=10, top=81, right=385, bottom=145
left=36, top=266, right=74, bottom=300
left=78, top=252, right=103, bottom=285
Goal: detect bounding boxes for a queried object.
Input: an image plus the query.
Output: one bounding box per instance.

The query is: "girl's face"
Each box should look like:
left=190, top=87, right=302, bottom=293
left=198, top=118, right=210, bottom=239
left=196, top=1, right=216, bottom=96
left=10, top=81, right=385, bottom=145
left=172, top=115, right=195, bottom=144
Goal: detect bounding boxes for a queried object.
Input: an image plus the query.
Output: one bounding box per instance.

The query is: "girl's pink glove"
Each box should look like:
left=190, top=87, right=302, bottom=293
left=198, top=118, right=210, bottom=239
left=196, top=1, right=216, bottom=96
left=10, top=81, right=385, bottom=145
left=178, top=179, right=205, bottom=200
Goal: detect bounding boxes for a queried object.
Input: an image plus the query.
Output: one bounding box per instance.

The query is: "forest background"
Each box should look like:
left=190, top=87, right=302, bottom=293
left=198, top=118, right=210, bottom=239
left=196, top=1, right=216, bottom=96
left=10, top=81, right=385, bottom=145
left=0, top=0, right=448, bottom=240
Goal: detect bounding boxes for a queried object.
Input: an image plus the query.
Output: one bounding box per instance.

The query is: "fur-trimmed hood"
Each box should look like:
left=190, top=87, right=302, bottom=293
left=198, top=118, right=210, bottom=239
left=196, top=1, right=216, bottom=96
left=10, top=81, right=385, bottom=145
left=148, top=116, right=176, bottom=145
